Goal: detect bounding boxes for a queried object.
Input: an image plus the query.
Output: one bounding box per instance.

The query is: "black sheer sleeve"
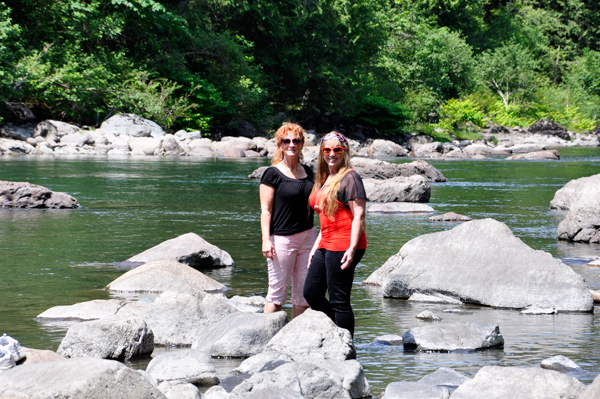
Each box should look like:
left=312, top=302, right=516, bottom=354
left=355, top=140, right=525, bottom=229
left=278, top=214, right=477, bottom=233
left=260, top=167, right=281, bottom=188
left=338, top=170, right=367, bottom=207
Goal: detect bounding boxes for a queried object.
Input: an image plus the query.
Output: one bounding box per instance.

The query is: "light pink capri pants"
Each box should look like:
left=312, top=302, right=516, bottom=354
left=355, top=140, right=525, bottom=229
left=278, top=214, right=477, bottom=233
left=266, top=227, right=317, bottom=306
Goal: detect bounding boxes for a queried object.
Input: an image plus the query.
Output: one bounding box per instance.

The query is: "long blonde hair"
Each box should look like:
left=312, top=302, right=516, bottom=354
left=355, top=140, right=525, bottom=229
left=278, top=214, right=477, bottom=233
left=311, top=132, right=352, bottom=220
left=271, top=122, right=306, bottom=166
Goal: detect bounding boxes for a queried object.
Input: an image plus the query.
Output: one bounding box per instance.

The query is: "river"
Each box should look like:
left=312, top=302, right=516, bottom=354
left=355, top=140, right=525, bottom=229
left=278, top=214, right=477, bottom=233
left=1, top=147, right=600, bottom=395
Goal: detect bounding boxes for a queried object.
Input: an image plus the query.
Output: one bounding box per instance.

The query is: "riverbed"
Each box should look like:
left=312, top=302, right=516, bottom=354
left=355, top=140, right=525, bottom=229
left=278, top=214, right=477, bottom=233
left=1, top=147, right=600, bottom=395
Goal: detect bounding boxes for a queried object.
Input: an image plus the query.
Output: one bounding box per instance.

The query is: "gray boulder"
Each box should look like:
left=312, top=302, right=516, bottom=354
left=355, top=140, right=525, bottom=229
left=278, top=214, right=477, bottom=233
left=463, top=144, right=511, bottom=156
left=429, top=212, right=471, bottom=222
left=235, top=351, right=295, bottom=375
left=0, top=358, right=166, bottom=398
left=34, top=120, right=81, bottom=142
left=119, top=232, right=234, bottom=269
left=540, top=355, right=581, bottom=372
left=106, top=260, right=226, bottom=293
left=0, top=122, right=35, bottom=140
left=349, top=157, right=446, bottom=182
left=161, top=134, right=184, bottom=155
left=550, top=173, right=600, bottom=210
left=506, top=150, right=560, bottom=160
left=146, top=349, right=219, bottom=386
left=129, top=137, right=162, bottom=155
left=19, top=347, right=65, bottom=365
left=557, top=183, right=600, bottom=243
left=580, top=373, right=600, bottom=399
left=36, top=299, right=125, bottom=321
left=527, top=118, right=571, bottom=141
left=363, top=175, right=430, bottom=203
left=382, top=381, right=449, bottom=399
left=370, top=335, right=403, bottom=346
left=416, top=310, right=442, bottom=321
left=0, top=137, right=36, bottom=154
left=57, top=315, right=154, bottom=360
left=101, top=113, right=166, bottom=138
left=192, top=312, right=288, bottom=357
left=5, top=102, right=35, bottom=122
left=264, top=309, right=356, bottom=361
left=418, top=367, right=471, bottom=392
left=0, top=180, right=80, bottom=209
left=450, top=366, right=585, bottom=399
left=158, top=381, right=201, bottom=399
left=411, top=142, right=445, bottom=158
left=368, top=203, right=434, bottom=213
left=402, top=322, right=503, bottom=352
left=60, top=132, right=93, bottom=147
left=381, top=218, right=593, bottom=312
left=363, top=253, right=401, bottom=286
left=117, top=290, right=239, bottom=346
left=367, top=139, right=407, bottom=157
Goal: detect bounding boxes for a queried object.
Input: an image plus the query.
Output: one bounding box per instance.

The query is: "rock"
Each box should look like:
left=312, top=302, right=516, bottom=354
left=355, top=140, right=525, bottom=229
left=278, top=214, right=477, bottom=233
left=363, top=253, right=400, bottom=286
left=0, top=138, right=36, bottom=154
left=411, top=142, right=444, bottom=158
left=231, top=388, right=306, bottom=399
left=57, top=315, right=154, bottom=360
left=519, top=306, right=557, bottom=315
left=231, top=120, right=257, bottom=138
left=444, top=148, right=469, bottom=159
left=244, top=150, right=262, bottom=158
left=408, top=293, right=462, bottom=305
left=418, top=367, right=471, bottom=392
left=527, top=118, right=571, bottom=141
left=229, top=358, right=370, bottom=399
left=116, top=290, right=239, bottom=346
left=118, top=232, right=234, bottom=269
left=363, top=175, right=430, bottom=203
left=34, top=120, right=81, bottom=142
left=402, top=322, right=503, bottom=352
left=146, top=349, right=219, bottom=386
left=463, top=144, right=511, bottom=156
left=229, top=295, right=266, bottom=308
left=222, top=147, right=246, bottom=157
left=580, top=373, right=600, bottom=399
left=60, top=132, right=93, bottom=147
left=367, top=139, right=407, bottom=157
left=450, top=366, right=585, bottom=399
left=381, top=381, right=449, bottom=399
left=488, top=125, right=510, bottom=134
left=442, top=309, right=473, bottom=315
left=101, top=113, right=166, bottom=138
left=589, top=289, right=600, bottom=303
left=19, top=347, right=65, bottom=364
left=0, top=180, right=80, bottom=209
left=264, top=309, right=356, bottom=361
left=368, top=203, right=434, bottom=213
left=128, top=137, right=162, bottom=155
left=590, top=260, right=600, bottom=267
left=36, top=299, right=125, bottom=321
left=506, top=150, right=560, bottom=160
left=5, top=102, right=35, bottom=121
left=0, top=122, right=35, bottom=140
left=370, top=335, right=403, bottom=346
left=235, top=351, right=295, bottom=375
left=350, top=158, right=446, bottom=182
left=191, top=312, right=288, bottom=357
left=540, top=355, right=581, bottom=372
left=416, top=310, right=442, bottom=321
left=501, top=144, right=545, bottom=153
left=175, top=130, right=202, bottom=140
left=407, top=134, right=433, bottom=150
left=557, top=182, right=600, bottom=243
left=161, top=134, right=184, bottom=154
left=158, top=381, right=201, bottom=399
left=106, top=260, right=226, bottom=293
left=381, top=218, right=593, bottom=312
left=429, top=212, right=471, bottom=222
left=0, top=358, right=167, bottom=398
left=550, top=173, right=600, bottom=210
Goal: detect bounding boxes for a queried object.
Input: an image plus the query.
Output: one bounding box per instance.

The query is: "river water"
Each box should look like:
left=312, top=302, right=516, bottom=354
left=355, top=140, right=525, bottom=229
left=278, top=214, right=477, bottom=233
left=1, top=147, right=600, bottom=395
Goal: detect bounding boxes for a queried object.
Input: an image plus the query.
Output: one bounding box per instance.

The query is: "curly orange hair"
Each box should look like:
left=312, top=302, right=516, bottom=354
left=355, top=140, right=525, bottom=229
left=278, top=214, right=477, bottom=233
left=271, top=122, right=306, bottom=166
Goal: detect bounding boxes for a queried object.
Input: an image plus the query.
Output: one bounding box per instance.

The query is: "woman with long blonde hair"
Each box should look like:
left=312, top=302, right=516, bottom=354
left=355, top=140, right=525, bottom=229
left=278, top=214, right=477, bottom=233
left=259, top=122, right=317, bottom=318
left=303, top=132, right=367, bottom=337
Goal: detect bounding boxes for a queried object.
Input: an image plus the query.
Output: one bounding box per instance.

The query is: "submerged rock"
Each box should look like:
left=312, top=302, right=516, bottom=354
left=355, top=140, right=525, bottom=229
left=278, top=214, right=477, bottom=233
left=402, top=322, right=503, bottom=352
left=380, top=218, right=593, bottom=312
left=368, top=203, right=434, bottom=213
left=0, top=180, right=80, bottom=209
left=429, top=212, right=472, bottom=222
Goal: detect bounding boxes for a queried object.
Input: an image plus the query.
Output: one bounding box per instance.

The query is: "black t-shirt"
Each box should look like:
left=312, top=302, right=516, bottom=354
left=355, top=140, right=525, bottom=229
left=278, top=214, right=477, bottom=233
left=261, top=165, right=315, bottom=236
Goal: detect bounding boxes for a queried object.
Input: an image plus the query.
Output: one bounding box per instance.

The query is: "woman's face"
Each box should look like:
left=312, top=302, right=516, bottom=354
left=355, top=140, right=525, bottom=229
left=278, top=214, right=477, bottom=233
left=281, top=131, right=303, bottom=160
left=322, top=139, right=344, bottom=172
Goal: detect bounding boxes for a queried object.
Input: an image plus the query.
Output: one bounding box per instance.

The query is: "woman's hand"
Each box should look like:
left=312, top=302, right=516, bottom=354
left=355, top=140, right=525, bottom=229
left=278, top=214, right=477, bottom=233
left=307, top=231, right=322, bottom=269
left=340, top=248, right=355, bottom=270
left=262, top=239, right=275, bottom=259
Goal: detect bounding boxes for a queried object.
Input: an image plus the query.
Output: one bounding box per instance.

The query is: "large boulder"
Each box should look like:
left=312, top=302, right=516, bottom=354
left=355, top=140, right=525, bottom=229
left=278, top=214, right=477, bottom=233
left=527, top=118, right=571, bottom=141
left=118, top=232, right=234, bottom=269
left=0, top=358, right=166, bottom=398
left=551, top=173, right=600, bottom=210
left=363, top=175, right=430, bottom=203
left=402, top=322, right=504, bottom=352
left=57, top=315, right=154, bottom=360
left=264, top=309, right=356, bottom=361
left=128, top=137, right=162, bottom=155
left=36, top=299, right=125, bottom=321
left=349, top=158, right=446, bottom=182
left=106, top=260, right=227, bottom=293
left=60, top=132, right=93, bottom=147
left=380, top=218, right=593, bottom=312
left=0, top=122, right=35, bottom=140
left=146, top=349, right=219, bottom=386
left=101, top=113, right=166, bottom=138
left=0, top=180, right=80, bottom=209
left=367, top=139, right=407, bottom=157
left=557, top=183, right=600, bottom=243
left=580, top=373, right=600, bottom=399
left=34, top=120, right=81, bottom=142
left=116, top=290, right=240, bottom=346
left=0, top=137, right=36, bottom=154
left=450, top=366, right=585, bottom=399
left=191, top=312, right=288, bottom=357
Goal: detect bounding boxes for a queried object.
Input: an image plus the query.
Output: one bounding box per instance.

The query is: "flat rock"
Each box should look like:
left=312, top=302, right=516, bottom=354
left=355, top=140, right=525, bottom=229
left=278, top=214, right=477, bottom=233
left=19, top=347, right=65, bottom=364
left=450, top=366, right=585, bottom=399
left=402, top=322, right=503, bottom=352
left=363, top=175, right=430, bottom=203
left=119, top=232, right=234, bottom=269
left=418, top=367, right=471, bottom=392
left=264, top=309, right=355, bottom=361
left=506, top=150, right=560, bottom=160
left=519, top=306, right=557, bottom=315
left=408, top=293, right=463, bottom=305
left=349, top=158, right=446, bottom=182
left=57, top=315, right=154, bottom=360
left=0, top=358, right=166, bottom=398
left=589, top=260, right=600, bottom=267
left=557, top=182, right=600, bottom=243
left=380, top=218, right=593, bottom=312
left=0, top=180, right=80, bottom=209
left=416, top=310, right=442, bottom=321
left=429, top=212, right=471, bottom=222
left=36, top=299, right=125, bottom=321
left=191, top=312, right=288, bottom=357
left=551, top=174, right=600, bottom=210
left=106, top=260, right=226, bottom=293
left=368, top=203, right=434, bottom=213
left=540, top=355, right=581, bottom=372
left=463, top=145, right=511, bottom=156
left=381, top=381, right=449, bottom=399
left=146, top=349, right=219, bottom=386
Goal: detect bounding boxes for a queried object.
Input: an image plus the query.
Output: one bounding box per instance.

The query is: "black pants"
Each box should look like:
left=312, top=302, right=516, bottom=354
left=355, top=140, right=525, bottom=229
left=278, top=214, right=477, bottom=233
left=303, top=248, right=365, bottom=337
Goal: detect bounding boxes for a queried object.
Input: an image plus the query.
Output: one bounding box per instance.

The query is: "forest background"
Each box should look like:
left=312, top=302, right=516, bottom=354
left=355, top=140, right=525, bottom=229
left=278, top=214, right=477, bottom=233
left=1, top=0, right=600, bottom=140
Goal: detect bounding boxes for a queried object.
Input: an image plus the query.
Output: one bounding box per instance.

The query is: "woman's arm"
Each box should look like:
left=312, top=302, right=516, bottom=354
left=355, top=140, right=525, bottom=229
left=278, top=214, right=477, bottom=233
left=340, top=197, right=366, bottom=270
left=307, top=231, right=322, bottom=268
left=260, top=184, right=276, bottom=259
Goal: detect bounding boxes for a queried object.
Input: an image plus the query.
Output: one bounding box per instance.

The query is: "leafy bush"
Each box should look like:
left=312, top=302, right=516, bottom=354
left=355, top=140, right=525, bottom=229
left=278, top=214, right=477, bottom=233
left=356, top=96, right=411, bottom=134
left=438, top=97, right=486, bottom=130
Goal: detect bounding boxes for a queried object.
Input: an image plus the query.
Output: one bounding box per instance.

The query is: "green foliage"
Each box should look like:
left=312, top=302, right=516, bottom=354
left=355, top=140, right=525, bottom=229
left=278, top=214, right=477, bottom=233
left=488, top=101, right=536, bottom=128
left=437, top=97, right=486, bottom=130
left=356, top=96, right=410, bottom=134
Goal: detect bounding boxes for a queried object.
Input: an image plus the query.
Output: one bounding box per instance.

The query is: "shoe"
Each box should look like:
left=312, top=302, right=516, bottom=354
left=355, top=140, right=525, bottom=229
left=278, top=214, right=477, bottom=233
left=0, top=348, right=16, bottom=370
left=0, top=334, right=24, bottom=363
